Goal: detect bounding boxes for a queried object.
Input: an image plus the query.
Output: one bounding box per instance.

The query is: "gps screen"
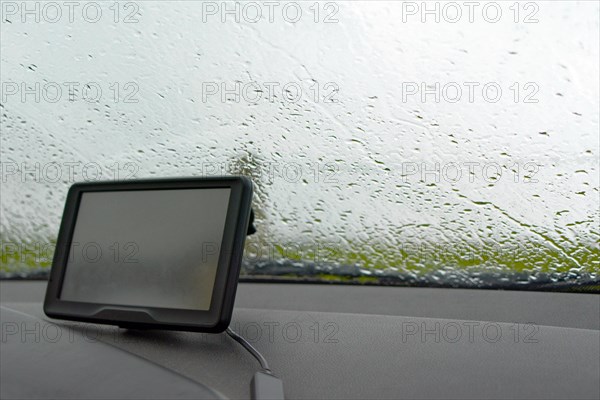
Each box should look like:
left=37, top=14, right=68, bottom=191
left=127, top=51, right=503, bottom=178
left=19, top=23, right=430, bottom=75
left=59, top=188, right=231, bottom=311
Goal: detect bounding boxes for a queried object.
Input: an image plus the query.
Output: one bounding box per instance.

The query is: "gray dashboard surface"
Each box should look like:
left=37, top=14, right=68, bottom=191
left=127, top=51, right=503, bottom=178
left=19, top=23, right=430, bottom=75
left=1, top=281, right=599, bottom=399
left=2, top=281, right=599, bottom=330
left=0, top=306, right=224, bottom=400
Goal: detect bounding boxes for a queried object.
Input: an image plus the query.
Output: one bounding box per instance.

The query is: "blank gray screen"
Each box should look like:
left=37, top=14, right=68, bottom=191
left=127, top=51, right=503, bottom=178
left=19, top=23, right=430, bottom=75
left=59, top=188, right=231, bottom=311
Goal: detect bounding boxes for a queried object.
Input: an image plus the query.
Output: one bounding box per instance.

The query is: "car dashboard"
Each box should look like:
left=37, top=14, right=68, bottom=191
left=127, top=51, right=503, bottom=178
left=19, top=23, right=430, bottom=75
left=1, top=281, right=599, bottom=399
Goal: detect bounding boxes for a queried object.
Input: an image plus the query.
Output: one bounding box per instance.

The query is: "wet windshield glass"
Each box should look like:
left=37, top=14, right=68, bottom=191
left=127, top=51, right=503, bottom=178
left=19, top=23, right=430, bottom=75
left=1, top=1, right=598, bottom=291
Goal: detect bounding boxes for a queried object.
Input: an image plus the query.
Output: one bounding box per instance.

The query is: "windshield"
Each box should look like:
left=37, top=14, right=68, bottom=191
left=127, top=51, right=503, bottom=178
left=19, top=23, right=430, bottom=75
left=1, top=1, right=598, bottom=292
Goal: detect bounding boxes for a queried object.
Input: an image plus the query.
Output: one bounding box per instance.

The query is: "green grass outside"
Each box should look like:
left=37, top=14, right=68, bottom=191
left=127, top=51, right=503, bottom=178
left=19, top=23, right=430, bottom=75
left=2, top=234, right=598, bottom=277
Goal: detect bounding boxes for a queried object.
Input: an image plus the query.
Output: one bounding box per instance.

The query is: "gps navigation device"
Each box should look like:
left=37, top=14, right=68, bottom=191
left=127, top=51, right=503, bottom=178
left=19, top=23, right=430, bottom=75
left=44, top=176, right=253, bottom=332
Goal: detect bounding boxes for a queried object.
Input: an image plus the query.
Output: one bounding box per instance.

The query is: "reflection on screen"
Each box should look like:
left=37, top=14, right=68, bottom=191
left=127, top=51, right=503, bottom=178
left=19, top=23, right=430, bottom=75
left=59, top=188, right=231, bottom=311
